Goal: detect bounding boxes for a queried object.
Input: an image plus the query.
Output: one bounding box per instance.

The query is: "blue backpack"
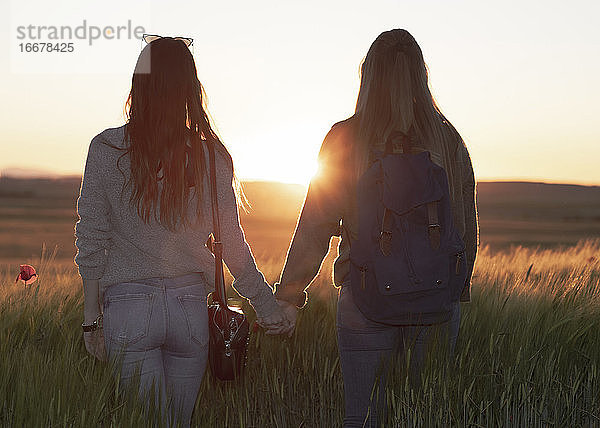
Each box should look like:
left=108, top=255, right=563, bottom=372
left=349, top=132, right=467, bottom=325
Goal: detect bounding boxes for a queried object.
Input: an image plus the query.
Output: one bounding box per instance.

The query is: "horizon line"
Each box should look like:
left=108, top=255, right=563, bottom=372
left=1, top=169, right=599, bottom=188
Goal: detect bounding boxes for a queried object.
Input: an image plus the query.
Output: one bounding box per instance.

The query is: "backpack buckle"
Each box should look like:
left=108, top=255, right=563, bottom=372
left=427, top=223, right=441, bottom=250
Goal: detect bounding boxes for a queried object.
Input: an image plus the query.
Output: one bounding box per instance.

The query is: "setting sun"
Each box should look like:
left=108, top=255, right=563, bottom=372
left=231, top=134, right=322, bottom=185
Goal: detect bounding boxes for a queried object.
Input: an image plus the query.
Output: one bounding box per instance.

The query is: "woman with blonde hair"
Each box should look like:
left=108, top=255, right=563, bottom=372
left=75, top=36, right=291, bottom=427
left=274, top=29, right=479, bottom=427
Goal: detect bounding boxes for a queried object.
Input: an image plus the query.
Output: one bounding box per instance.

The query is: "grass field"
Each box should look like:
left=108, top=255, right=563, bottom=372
left=1, top=177, right=600, bottom=426
left=1, top=239, right=599, bottom=427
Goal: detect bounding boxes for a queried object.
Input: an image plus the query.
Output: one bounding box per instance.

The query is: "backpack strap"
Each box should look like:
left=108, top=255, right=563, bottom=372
left=380, top=210, right=393, bottom=256
left=381, top=130, right=441, bottom=252
left=380, top=131, right=410, bottom=256
left=384, top=130, right=412, bottom=156
left=426, top=201, right=441, bottom=250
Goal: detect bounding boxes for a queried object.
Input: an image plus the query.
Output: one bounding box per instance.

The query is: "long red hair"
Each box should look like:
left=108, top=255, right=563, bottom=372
left=122, top=37, right=229, bottom=231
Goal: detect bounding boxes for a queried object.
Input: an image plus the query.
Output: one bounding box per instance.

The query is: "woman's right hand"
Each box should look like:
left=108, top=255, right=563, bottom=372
left=257, top=302, right=295, bottom=337
left=273, top=299, right=297, bottom=337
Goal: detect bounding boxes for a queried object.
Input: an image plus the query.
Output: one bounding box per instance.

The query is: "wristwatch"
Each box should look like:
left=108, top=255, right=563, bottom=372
left=82, top=314, right=103, bottom=332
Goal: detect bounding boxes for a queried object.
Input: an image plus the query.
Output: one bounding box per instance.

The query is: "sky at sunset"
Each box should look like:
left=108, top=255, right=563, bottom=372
left=0, top=0, right=598, bottom=185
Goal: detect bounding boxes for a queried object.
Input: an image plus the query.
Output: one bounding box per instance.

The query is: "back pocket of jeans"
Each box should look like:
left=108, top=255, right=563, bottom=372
left=104, top=293, right=154, bottom=346
left=177, top=295, right=208, bottom=346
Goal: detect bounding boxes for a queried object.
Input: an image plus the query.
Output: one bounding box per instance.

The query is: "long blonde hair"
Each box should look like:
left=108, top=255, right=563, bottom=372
left=354, top=29, right=465, bottom=195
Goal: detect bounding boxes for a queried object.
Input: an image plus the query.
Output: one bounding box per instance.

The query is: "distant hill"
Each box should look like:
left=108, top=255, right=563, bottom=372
left=0, top=176, right=81, bottom=202
left=0, top=167, right=80, bottom=180
left=476, top=181, right=600, bottom=223
left=1, top=176, right=599, bottom=258
left=477, top=181, right=600, bottom=204
left=1, top=175, right=598, bottom=208
left=241, top=180, right=600, bottom=223
left=1, top=176, right=599, bottom=220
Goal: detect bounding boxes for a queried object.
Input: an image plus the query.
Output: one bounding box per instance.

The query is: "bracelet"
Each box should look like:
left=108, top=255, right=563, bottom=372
left=82, top=314, right=103, bottom=332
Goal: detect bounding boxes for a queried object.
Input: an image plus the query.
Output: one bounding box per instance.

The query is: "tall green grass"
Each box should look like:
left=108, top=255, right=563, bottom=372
left=1, top=240, right=599, bottom=427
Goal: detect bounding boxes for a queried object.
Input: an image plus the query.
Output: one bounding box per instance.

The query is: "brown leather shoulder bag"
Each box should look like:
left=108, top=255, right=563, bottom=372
left=206, top=139, right=250, bottom=381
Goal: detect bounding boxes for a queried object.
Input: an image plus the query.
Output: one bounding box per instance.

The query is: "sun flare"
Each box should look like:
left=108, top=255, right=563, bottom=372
left=234, top=145, right=320, bottom=185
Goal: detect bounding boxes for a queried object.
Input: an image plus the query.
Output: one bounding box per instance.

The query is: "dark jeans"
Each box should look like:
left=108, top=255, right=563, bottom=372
left=336, top=285, right=460, bottom=428
left=103, top=272, right=209, bottom=428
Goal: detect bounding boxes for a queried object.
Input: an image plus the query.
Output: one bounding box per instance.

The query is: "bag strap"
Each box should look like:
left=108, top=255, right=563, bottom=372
left=380, top=131, right=411, bottom=255
left=207, top=139, right=227, bottom=306
left=379, top=129, right=441, bottom=252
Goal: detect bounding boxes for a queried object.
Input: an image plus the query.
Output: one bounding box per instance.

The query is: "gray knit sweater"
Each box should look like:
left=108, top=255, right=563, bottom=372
left=74, top=125, right=279, bottom=318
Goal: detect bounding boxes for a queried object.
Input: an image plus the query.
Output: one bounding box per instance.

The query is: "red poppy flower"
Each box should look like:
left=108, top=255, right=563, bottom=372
left=15, top=264, right=37, bottom=285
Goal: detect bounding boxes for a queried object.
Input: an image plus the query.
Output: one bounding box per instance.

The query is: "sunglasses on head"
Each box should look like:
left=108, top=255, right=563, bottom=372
left=142, top=33, right=194, bottom=47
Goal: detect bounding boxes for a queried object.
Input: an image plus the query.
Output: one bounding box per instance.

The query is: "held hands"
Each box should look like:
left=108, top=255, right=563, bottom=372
left=273, top=299, right=298, bottom=337
left=257, top=299, right=298, bottom=338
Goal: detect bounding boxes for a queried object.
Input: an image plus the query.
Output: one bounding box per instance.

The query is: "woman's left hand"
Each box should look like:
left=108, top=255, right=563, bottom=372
left=83, top=329, right=107, bottom=361
left=272, top=299, right=298, bottom=337
left=82, top=279, right=106, bottom=361
left=257, top=304, right=291, bottom=335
